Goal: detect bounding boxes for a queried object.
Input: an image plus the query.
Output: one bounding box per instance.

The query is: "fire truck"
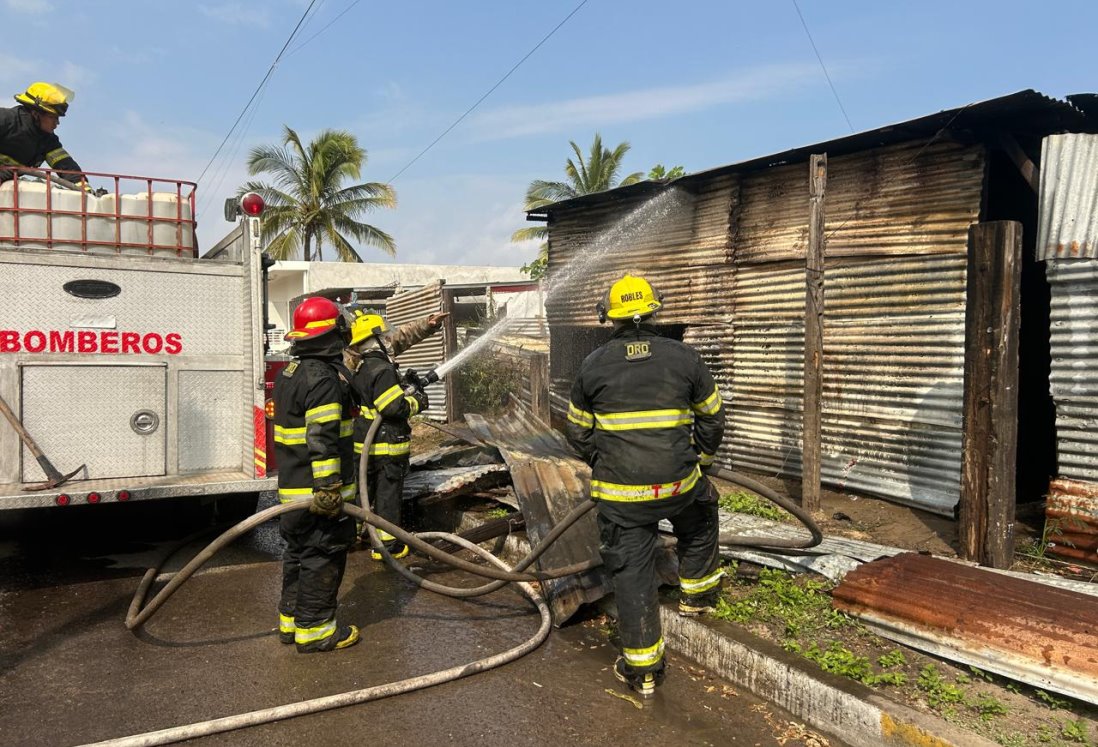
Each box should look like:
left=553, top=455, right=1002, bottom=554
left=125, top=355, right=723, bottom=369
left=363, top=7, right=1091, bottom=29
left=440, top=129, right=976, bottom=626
left=0, top=167, right=278, bottom=509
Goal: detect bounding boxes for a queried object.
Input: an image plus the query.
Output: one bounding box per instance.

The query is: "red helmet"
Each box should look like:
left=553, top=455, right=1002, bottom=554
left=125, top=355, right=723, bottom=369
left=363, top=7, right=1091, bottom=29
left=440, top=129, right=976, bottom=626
left=285, top=297, right=342, bottom=341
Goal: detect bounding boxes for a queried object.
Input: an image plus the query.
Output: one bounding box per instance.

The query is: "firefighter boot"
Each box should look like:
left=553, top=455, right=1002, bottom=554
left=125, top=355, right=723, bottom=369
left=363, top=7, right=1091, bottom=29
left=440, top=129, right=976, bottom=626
left=679, top=589, right=719, bottom=617
left=370, top=540, right=409, bottom=561
left=614, top=657, right=665, bottom=697
left=278, top=613, right=295, bottom=644
left=296, top=623, right=360, bottom=654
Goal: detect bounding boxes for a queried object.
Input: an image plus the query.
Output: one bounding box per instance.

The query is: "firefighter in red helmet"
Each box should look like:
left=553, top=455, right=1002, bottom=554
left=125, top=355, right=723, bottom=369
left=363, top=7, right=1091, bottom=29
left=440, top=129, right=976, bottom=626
left=566, top=274, right=725, bottom=696
left=272, top=296, right=360, bottom=653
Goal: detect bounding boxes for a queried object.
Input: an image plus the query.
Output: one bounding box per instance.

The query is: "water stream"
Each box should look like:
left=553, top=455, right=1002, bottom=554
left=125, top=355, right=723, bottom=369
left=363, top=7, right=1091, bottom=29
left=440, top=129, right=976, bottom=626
left=434, top=186, right=692, bottom=379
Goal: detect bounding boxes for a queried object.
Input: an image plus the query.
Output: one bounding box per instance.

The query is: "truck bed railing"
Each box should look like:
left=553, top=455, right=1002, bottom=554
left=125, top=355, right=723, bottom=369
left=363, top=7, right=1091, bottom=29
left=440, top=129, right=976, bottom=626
left=0, top=166, right=198, bottom=258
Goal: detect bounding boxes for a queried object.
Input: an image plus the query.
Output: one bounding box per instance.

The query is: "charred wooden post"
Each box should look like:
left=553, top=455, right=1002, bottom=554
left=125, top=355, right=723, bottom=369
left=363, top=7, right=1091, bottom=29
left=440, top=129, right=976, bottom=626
left=803, top=154, right=827, bottom=512
left=961, top=221, right=1022, bottom=567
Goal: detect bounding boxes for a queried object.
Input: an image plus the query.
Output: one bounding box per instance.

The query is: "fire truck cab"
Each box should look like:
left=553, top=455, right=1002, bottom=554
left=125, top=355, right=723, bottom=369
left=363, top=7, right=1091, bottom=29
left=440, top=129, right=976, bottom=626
left=0, top=168, right=277, bottom=509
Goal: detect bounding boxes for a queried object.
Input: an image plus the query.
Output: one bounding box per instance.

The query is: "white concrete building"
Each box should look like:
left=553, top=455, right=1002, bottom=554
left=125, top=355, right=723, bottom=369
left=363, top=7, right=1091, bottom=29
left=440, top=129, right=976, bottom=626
left=267, top=260, right=534, bottom=350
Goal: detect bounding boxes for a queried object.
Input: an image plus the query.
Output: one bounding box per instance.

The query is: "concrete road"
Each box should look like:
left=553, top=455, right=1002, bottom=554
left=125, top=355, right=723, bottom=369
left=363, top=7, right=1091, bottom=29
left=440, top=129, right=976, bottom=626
left=0, top=500, right=838, bottom=747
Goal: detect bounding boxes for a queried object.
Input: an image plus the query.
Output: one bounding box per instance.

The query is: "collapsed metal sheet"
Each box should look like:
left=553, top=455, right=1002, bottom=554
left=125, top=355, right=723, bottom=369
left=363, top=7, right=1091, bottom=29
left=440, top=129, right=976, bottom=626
left=402, top=464, right=511, bottom=506
left=832, top=552, right=1098, bottom=705
left=464, top=407, right=608, bottom=626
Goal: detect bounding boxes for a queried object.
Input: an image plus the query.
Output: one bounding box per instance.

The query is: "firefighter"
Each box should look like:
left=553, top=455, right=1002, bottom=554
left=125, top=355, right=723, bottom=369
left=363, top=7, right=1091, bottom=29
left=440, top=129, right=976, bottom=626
left=345, top=308, right=448, bottom=560
left=565, top=273, right=725, bottom=697
left=0, top=83, right=85, bottom=185
left=273, top=296, right=360, bottom=653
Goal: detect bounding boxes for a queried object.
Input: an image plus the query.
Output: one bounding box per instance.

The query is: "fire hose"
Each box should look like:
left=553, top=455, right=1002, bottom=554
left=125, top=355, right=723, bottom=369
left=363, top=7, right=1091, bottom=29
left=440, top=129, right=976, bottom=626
left=108, top=376, right=821, bottom=746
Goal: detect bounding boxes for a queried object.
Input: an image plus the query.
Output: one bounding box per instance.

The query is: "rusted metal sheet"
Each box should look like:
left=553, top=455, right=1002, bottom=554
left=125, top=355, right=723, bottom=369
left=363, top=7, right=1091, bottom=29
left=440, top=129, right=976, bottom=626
left=833, top=552, right=1098, bottom=705
left=727, top=253, right=968, bottom=515
left=403, top=464, right=511, bottom=506
left=386, top=281, right=447, bottom=421
left=1047, top=478, right=1098, bottom=565
left=545, top=174, right=737, bottom=327
left=734, top=141, right=984, bottom=264
left=1037, top=134, right=1098, bottom=260
left=464, top=406, right=607, bottom=625
left=1047, top=259, right=1098, bottom=482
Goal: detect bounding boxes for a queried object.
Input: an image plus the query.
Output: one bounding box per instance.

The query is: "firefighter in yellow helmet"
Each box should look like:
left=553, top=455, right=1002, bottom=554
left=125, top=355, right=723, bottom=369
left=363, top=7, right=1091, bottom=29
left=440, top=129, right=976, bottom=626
left=345, top=306, right=450, bottom=560
left=566, top=273, right=725, bottom=697
left=1, top=83, right=85, bottom=185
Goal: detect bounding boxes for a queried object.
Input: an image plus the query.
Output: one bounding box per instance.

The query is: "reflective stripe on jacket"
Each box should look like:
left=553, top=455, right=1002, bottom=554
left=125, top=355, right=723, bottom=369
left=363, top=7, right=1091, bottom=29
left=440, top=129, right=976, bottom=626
left=0, top=106, right=83, bottom=180
left=272, top=356, right=357, bottom=503
left=565, top=325, right=724, bottom=503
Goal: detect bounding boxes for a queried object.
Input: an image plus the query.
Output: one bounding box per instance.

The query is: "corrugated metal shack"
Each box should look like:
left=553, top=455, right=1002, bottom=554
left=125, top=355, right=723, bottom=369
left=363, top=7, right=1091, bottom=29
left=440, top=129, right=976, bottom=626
left=531, top=90, right=1096, bottom=519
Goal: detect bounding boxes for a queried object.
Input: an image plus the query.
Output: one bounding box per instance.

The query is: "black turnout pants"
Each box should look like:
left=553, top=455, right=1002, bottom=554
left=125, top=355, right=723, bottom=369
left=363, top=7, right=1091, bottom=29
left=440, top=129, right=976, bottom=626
left=279, top=510, right=356, bottom=628
left=597, top=478, right=720, bottom=674
left=367, top=456, right=410, bottom=535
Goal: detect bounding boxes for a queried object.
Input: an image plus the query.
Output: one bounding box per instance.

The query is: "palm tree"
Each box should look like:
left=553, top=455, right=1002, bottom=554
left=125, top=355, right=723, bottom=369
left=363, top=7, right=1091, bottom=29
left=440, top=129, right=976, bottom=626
left=241, top=126, right=396, bottom=262
left=513, top=133, right=644, bottom=277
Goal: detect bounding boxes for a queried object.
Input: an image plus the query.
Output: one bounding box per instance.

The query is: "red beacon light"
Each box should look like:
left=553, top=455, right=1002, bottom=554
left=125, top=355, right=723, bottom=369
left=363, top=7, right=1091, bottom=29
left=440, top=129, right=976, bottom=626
left=241, top=192, right=265, bottom=217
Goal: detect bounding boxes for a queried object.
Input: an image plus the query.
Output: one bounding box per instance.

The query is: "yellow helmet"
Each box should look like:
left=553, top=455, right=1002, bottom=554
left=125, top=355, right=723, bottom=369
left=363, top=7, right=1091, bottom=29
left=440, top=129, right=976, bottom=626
left=14, top=82, right=74, bottom=117
left=597, top=274, right=663, bottom=323
left=349, top=309, right=389, bottom=346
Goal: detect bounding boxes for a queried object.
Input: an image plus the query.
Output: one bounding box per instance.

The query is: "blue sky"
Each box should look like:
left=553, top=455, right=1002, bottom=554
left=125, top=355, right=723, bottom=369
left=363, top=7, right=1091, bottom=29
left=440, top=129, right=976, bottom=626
left=2, top=0, right=1095, bottom=267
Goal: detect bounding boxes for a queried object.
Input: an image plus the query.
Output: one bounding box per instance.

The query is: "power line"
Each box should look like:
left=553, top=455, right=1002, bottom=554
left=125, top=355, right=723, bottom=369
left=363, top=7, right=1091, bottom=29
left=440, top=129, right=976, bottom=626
left=286, top=0, right=364, bottom=57
left=386, top=0, right=590, bottom=185
left=791, top=0, right=853, bottom=133
left=196, top=0, right=322, bottom=187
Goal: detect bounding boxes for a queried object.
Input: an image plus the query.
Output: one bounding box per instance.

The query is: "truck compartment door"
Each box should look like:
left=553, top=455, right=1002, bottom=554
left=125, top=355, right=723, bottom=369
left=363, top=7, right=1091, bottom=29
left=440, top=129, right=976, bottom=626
left=20, top=364, right=167, bottom=481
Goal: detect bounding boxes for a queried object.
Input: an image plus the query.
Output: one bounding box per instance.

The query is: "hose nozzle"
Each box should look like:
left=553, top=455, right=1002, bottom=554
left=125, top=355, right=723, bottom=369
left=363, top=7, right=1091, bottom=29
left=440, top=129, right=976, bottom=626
left=403, top=367, right=440, bottom=392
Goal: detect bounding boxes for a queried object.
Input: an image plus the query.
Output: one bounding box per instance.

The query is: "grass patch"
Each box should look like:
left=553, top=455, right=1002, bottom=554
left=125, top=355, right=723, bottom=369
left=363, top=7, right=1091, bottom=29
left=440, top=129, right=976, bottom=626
left=718, top=490, right=788, bottom=521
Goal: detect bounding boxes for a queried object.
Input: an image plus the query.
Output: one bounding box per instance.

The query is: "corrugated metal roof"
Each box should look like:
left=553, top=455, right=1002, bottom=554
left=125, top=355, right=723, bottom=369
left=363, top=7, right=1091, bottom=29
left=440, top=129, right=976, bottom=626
left=833, top=553, right=1098, bottom=705
left=1038, top=133, right=1098, bottom=260
left=530, top=90, right=1089, bottom=217
left=1047, top=259, right=1098, bottom=481
left=386, top=282, right=447, bottom=421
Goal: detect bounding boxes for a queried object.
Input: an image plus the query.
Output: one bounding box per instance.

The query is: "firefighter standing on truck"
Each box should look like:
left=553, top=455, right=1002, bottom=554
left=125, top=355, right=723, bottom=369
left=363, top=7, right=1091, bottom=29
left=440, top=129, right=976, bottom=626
left=273, top=296, right=360, bottom=653
left=345, top=308, right=449, bottom=560
left=0, top=82, right=85, bottom=184
left=565, top=273, right=725, bottom=697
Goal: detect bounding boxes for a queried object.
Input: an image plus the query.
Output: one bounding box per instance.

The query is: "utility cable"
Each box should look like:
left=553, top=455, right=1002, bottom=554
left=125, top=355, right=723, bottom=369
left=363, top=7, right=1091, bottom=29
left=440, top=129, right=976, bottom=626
left=385, top=0, right=589, bottom=184
left=195, top=0, right=321, bottom=188
left=791, top=0, right=853, bottom=133
left=286, top=0, right=364, bottom=57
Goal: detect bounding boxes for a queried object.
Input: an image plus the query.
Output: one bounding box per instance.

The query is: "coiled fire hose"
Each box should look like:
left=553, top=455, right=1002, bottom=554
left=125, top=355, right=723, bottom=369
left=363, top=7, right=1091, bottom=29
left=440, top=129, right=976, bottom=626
left=110, top=398, right=821, bottom=746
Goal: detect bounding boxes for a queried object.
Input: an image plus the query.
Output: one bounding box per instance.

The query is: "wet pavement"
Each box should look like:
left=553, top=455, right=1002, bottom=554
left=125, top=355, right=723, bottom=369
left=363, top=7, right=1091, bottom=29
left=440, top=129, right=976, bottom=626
left=0, top=501, right=840, bottom=746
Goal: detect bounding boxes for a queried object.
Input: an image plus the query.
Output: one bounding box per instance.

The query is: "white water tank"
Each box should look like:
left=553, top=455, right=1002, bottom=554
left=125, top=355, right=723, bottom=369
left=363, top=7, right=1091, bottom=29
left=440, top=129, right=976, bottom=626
left=114, top=192, right=194, bottom=257
left=0, top=180, right=98, bottom=251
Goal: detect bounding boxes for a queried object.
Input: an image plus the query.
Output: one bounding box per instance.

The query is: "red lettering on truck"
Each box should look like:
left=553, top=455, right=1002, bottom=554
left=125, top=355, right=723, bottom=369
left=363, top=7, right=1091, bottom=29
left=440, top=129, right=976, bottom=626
left=49, top=330, right=74, bottom=352
left=0, top=330, right=184, bottom=355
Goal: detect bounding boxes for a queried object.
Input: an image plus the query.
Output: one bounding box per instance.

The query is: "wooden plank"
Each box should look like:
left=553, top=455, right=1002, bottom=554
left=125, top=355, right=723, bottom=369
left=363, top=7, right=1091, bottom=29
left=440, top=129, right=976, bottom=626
left=802, top=153, right=827, bottom=512
left=960, top=221, right=1022, bottom=567
left=996, top=132, right=1040, bottom=194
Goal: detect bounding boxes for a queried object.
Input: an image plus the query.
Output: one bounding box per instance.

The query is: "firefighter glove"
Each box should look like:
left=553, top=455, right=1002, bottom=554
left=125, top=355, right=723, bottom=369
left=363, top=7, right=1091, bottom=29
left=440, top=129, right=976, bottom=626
left=310, top=483, right=344, bottom=518
left=412, top=389, right=429, bottom=412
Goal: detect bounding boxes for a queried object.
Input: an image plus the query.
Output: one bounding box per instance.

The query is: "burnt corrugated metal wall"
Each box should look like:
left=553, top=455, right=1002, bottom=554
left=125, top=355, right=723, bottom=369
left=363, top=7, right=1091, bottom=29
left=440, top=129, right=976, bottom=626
left=547, top=140, right=984, bottom=515
left=386, top=282, right=447, bottom=422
